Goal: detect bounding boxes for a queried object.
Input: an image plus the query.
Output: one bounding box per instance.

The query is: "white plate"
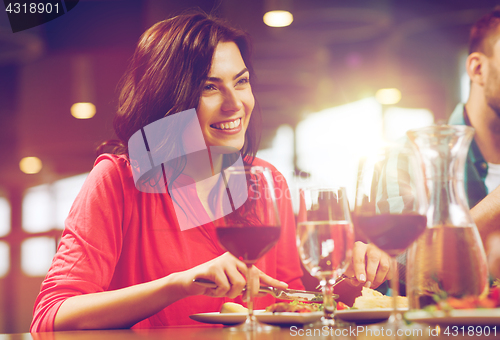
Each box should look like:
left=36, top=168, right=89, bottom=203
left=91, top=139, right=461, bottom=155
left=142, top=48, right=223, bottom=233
left=189, top=312, right=247, bottom=325
left=405, top=309, right=500, bottom=326
left=336, top=308, right=409, bottom=323
left=255, top=312, right=323, bottom=326
left=189, top=310, right=322, bottom=326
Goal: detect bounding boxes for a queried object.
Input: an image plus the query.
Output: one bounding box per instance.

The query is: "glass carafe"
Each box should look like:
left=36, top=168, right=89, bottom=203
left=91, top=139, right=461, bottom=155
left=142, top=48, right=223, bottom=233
left=406, top=125, right=489, bottom=309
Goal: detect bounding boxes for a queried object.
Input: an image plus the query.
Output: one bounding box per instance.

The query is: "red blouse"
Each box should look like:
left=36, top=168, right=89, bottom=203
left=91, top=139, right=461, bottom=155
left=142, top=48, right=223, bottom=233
left=31, top=154, right=304, bottom=332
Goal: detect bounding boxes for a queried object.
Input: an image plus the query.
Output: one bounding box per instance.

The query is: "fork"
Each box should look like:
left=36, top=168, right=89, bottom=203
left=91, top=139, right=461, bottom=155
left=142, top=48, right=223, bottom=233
left=193, top=278, right=328, bottom=303
left=315, top=274, right=355, bottom=290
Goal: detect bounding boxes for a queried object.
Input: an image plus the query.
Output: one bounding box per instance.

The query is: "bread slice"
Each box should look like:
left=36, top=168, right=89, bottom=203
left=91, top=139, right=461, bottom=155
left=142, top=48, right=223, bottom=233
left=220, top=302, right=248, bottom=313
left=353, top=287, right=408, bottom=309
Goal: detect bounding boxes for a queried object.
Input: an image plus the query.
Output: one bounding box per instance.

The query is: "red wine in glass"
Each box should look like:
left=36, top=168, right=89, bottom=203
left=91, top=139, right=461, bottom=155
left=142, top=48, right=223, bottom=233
left=354, top=144, right=428, bottom=333
left=354, top=213, right=427, bottom=257
left=216, top=225, right=281, bottom=264
left=213, top=166, right=281, bottom=332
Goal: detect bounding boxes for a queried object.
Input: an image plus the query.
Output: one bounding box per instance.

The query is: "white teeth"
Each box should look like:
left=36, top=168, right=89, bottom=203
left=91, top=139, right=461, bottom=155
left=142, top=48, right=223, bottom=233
left=213, top=118, right=241, bottom=130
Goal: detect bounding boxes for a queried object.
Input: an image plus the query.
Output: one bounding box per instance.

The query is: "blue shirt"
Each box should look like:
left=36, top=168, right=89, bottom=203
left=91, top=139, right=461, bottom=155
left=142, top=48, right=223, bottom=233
left=448, top=103, right=488, bottom=208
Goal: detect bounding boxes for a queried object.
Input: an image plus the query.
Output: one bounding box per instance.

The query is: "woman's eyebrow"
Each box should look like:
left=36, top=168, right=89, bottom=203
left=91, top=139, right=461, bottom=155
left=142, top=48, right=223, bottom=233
left=206, top=68, right=249, bottom=82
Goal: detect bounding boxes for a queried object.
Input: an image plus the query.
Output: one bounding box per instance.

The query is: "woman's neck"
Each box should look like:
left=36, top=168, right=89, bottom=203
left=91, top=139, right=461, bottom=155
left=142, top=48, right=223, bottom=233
left=181, top=149, right=223, bottom=181
left=180, top=150, right=224, bottom=221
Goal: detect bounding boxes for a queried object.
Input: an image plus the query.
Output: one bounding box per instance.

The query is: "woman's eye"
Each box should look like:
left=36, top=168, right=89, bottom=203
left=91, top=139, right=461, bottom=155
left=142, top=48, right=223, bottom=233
left=237, top=77, right=249, bottom=86
left=204, top=84, right=217, bottom=91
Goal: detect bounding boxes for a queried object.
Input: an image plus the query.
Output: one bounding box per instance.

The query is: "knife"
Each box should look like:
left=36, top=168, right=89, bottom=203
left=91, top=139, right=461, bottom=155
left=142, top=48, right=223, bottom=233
left=193, top=278, right=332, bottom=303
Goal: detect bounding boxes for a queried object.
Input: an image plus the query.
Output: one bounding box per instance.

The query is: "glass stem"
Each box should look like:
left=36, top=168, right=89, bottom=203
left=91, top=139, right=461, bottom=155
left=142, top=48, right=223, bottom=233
left=389, top=256, right=403, bottom=329
left=246, top=264, right=254, bottom=324
left=322, top=278, right=335, bottom=321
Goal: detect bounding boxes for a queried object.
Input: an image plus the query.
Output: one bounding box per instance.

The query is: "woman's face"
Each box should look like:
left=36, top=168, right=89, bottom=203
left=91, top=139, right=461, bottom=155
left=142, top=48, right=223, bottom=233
left=197, top=42, right=255, bottom=151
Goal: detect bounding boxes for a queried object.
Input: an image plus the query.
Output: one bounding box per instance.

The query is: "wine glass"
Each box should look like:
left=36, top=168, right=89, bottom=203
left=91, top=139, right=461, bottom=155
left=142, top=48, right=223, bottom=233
left=214, top=165, right=281, bottom=332
left=296, top=186, right=354, bottom=326
left=353, top=143, right=428, bottom=332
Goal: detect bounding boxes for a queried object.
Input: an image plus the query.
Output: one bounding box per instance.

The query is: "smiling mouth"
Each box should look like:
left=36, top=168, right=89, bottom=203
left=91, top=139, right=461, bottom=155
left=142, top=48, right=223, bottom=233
left=210, top=118, right=242, bottom=130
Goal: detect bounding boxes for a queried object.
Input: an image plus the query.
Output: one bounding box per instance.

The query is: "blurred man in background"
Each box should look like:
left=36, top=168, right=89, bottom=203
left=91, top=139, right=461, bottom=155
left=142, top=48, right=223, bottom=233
left=383, top=7, right=500, bottom=284
left=460, top=7, right=500, bottom=279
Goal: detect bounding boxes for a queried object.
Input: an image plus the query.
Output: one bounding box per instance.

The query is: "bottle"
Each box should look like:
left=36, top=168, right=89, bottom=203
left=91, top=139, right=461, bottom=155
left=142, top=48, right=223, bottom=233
left=406, top=125, right=488, bottom=309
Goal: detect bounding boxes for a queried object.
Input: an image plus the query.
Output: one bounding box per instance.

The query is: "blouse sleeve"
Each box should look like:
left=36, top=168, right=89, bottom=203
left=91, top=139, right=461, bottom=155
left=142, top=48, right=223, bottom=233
left=30, top=156, right=131, bottom=332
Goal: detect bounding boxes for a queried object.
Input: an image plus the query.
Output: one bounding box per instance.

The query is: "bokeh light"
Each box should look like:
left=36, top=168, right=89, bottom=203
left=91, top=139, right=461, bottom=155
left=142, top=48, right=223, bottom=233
left=263, top=10, right=293, bottom=27
left=71, top=102, right=96, bottom=119
left=19, top=157, right=42, bottom=174
left=375, top=88, right=402, bottom=105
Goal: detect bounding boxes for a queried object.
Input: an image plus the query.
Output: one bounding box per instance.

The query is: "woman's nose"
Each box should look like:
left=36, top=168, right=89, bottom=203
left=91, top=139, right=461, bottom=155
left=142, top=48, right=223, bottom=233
left=221, top=89, right=243, bottom=113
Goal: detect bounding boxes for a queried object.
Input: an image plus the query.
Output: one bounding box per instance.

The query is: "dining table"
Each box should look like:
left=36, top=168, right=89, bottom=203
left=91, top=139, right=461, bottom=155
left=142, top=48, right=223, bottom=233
left=2, top=321, right=498, bottom=340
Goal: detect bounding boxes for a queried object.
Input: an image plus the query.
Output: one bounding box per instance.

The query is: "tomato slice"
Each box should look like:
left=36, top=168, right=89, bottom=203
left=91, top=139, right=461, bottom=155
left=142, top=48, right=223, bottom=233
left=336, top=301, right=348, bottom=310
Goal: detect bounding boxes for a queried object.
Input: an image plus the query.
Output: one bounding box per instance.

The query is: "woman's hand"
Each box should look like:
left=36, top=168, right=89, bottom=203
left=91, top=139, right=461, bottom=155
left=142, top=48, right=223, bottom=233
left=486, top=232, right=500, bottom=280
left=178, top=252, right=288, bottom=299
left=344, top=241, right=392, bottom=289
left=54, top=252, right=287, bottom=331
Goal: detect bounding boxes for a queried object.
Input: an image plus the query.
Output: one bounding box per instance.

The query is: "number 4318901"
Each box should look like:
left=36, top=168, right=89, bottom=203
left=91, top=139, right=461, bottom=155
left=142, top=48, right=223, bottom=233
left=5, top=2, right=59, bottom=14
left=444, top=326, right=496, bottom=337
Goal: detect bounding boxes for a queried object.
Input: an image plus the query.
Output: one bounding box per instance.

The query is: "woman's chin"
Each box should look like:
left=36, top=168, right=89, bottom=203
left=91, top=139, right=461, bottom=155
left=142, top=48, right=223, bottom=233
left=209, top=145, right=243, bottom=155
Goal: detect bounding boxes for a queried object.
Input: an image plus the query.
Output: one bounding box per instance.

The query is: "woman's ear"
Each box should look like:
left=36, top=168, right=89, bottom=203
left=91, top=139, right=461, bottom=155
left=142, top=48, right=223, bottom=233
left=466, top=52, right=487, bottom=87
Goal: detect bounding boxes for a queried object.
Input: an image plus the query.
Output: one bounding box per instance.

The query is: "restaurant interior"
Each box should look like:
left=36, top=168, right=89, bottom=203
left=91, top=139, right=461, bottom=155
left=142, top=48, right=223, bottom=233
left=0, top=0, right=498, bottom=334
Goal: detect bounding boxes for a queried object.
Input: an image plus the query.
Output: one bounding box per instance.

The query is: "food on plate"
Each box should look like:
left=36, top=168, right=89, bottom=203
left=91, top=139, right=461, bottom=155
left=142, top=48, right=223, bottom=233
left=436, top=296, right=497, bottom=310
left=220, top=300, right=348, bottom=315
left=265, top=301, right=321, bottom=313
left=352, top=287, right=408, bottom=309
left=429, top=285, right=500, bottom=311
left=220, top=302, right=248, bottom=313
left=336, top=301, right=349, bottom=310
left=265, top=300, right=348, bottom=313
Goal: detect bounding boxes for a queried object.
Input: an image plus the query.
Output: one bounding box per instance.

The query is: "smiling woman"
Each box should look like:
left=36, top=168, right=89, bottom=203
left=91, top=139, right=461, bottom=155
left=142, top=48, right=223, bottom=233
left=198, top=42, right=255, bottom=151
left=30, top=12, right=305, bottom=332
left=109, top=13, right=260, bottom=163
left=30, top=10, right=393, bottom=332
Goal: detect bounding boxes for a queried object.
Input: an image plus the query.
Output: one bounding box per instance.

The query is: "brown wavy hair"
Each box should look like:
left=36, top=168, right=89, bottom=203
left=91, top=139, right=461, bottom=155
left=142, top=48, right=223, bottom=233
left=98, top=12, right=260, bottom=163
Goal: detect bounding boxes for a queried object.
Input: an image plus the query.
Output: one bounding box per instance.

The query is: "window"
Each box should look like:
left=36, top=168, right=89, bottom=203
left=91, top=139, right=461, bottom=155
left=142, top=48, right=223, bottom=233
left=22, top=184, right=53, bottom=233
left=20, top=173, right=88, bottom=276
left=459, top=49, right=470, bottom=104
left=0, top=197, right=10, bottom=237
left=294, top=97, right=434, bottom=209
left=257, top=125, right=298, bottom=211
left=22, top=173, right=88, bottom=232
left=257, top=124, right=295, bottom=179
left=53, top=173, right=88, bottom=229
left=21, top=237, right=56, bottom=277
left=384, top=107, right=434, bottom=142
left=296, top=97, right=384, bottom=207
left=0, top=242, right=9, bottom=278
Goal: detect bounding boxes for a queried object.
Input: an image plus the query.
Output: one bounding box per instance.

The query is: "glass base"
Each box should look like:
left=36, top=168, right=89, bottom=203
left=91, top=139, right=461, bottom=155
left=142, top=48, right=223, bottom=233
left=372, top=318, right=426, bottom=339
left=225, top=316, right=278, bottom=333
left=316, top=316, right=352, bottom=328
left=386, top=311, right=405, bottom=336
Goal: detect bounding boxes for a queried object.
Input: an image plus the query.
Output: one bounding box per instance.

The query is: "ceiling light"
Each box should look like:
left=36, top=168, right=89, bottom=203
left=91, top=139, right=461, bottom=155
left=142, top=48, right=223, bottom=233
left=71, top=102, right=96, bottom=119
left=264, top=10, right=293, bottom=27
left=375, top=88, right=401, bottom=105
left=19, top=157, right=42, bottom=174
left=72, top=55, right=96, bottom=118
